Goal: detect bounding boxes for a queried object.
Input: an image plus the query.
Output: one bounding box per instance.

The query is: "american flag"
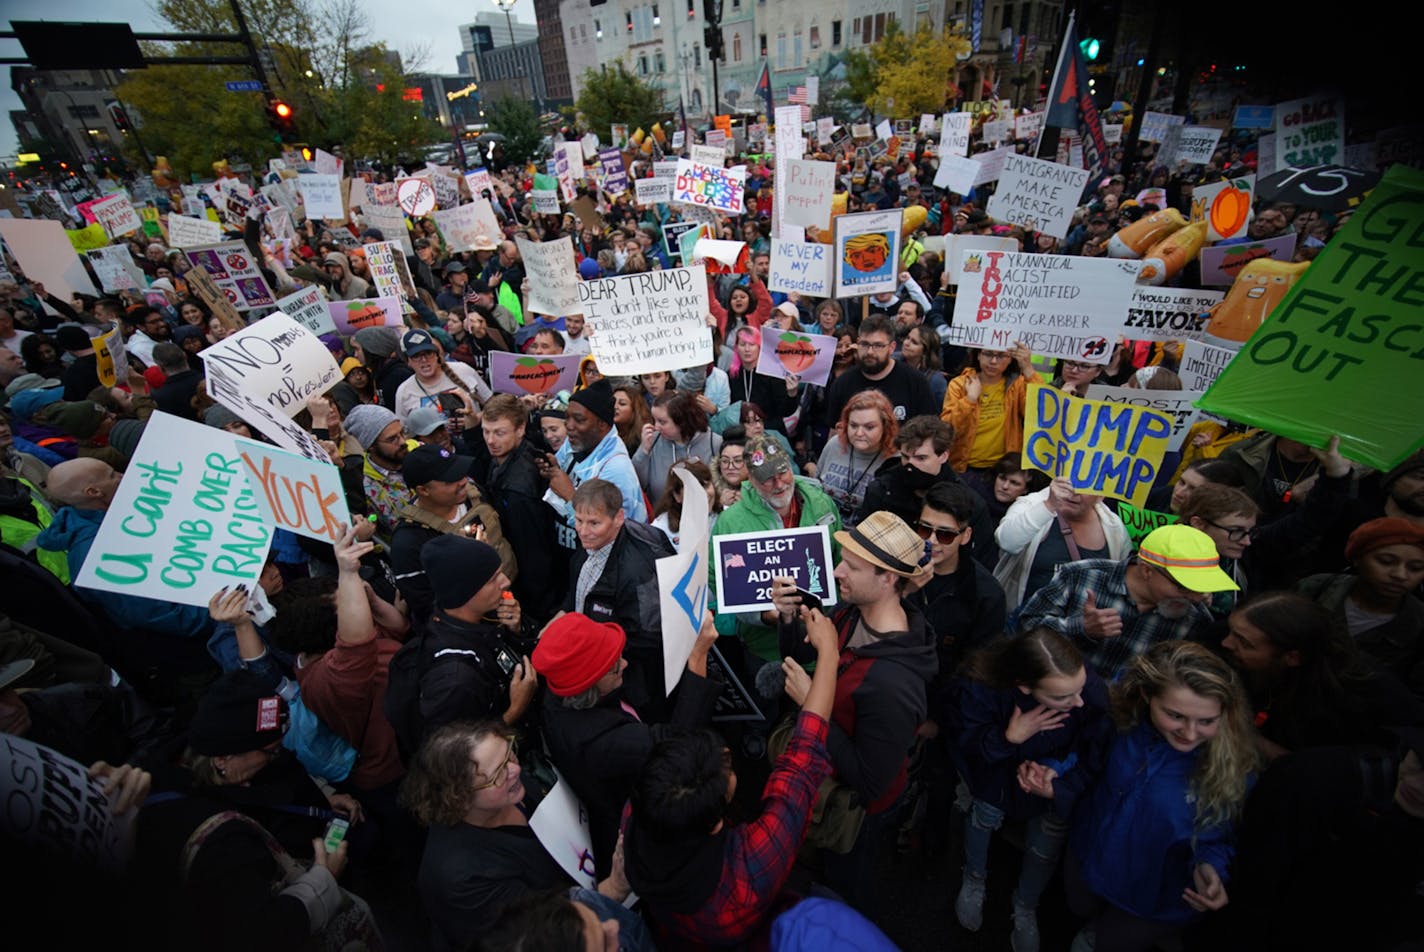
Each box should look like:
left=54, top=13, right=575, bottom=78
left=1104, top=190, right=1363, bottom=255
left=724, top=553, right=746, bottom=568
left=787, top=86, right=807, bottom=104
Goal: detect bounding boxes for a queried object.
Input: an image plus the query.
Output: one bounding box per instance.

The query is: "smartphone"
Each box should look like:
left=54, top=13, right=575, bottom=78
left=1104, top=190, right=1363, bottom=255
left=323, top=817, right=350, bottom=853
left=793, top=587, right=824, bottom=613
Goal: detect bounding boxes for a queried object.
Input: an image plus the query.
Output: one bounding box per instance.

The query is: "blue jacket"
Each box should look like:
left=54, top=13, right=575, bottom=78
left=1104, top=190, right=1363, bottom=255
left=552, top=429, right=646, bottom=550
left=947, top=667, right=1113, bottom=822
left=1070, top=719, right=1243, bottom=925
left=35, top=506, right=214, bottom=639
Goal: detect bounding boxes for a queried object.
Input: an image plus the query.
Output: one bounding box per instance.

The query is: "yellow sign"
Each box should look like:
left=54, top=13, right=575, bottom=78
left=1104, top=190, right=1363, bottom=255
left=66, top=222, right=109, bottom=252
left=446, top=82, right=479, bottom=101
left=17, top=152, right=41, bottom=163
left=94, top=326, right=127, bottom=389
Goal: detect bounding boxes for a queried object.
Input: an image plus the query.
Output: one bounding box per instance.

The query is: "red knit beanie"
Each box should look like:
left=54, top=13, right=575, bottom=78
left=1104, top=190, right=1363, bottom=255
left=532, top=613, right=627, bottom=697
left=1344, top=517, right=1424, bottom=562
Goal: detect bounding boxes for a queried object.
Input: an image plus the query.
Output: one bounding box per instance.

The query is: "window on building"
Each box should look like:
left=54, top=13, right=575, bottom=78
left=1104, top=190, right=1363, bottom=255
left=810, top=25, right=820, bottom=49
left=1004, top=4, right=1014, bottom=32
left=692, top=88, right=702, bottom=109
left=626, top=11, right=633, bottom=31
left=694, top=43, right=702, bottom=67
left=653, top=4, right=660, bottom=25
left=759, top=32, right=767, bottom=56
left=731, top=0, right=740, bottom=7
left=595, top=19, right=603, bottom=38
left=656, top=52, right=666, bottom=71
left=733, top=32, right=741, bottom=61
left=686, top=0, right=695, bottom=16
left=861, top=17, right=871, bottom=44
left=776, top=33, right=786, bottom=68
left=832, top=20, right=841, bottom=46
left=793, top=29, right=802, bottom=65
left=639, top=54, right=648, bottom=73
left=67, top=104, right=100, bottom=119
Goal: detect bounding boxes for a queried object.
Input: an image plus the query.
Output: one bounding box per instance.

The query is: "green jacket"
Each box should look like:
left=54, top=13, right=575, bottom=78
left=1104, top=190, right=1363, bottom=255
left=709, top=477, right=842, bottom=661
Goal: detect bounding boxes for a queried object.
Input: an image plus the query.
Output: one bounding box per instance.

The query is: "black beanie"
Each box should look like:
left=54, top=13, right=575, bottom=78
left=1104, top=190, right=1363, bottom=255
left=189, top=669, right=289, bottom=756
left=569, top=378, right=615, bottom=426
left=421, top=535, right=503, bottom=610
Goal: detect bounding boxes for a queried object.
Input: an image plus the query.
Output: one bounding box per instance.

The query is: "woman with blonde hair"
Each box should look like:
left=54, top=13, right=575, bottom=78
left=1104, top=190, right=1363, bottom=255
left=1065, top=641, right=1257, bottom=952
left=816, top=389, right=898, bottom=524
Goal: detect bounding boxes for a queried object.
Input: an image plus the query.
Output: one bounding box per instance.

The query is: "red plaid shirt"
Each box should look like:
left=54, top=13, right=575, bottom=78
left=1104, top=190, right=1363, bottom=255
left=628, top=711, right=832, bottom=946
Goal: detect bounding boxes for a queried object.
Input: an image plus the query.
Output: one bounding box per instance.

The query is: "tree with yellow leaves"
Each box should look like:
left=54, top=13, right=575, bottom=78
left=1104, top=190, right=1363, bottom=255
left=854, top=23, right=973, bottom=118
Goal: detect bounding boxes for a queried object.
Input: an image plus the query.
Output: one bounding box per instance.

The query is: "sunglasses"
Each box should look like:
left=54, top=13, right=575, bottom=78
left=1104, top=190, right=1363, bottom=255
left=914, top=521, right=962, bottom=544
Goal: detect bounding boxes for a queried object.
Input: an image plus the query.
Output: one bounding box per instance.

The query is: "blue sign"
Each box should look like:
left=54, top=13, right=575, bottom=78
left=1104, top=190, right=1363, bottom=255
left=226, top=80, right=264, bottom=92
left=712, top=526, right=837, bottom=614
left=1232, top=105, right=1275, bottom=130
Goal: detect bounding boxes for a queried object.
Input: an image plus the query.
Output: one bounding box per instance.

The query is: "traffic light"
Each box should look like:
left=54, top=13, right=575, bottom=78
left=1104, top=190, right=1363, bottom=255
left=268, top=99, right=297, bottom=141
left=1079, top=37, right=1101, bottom=61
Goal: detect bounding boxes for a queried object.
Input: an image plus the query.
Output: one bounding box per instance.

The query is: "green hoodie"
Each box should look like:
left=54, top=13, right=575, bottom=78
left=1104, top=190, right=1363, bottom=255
left=709, top=476, right=842, bottom=661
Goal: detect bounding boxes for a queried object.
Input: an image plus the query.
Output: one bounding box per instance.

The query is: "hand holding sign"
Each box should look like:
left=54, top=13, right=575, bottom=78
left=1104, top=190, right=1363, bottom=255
left=1081, top=590, right=1123, bottom=639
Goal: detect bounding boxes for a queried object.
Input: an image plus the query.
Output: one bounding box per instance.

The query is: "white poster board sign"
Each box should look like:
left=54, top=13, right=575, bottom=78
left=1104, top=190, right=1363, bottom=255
left=528, top=775, right=597, bottom=889
left=298, top=174, right=344, bottom=220
left=234, top=437, right=351, bottom=543
left=578, top=265, right=713, bottom=375
left=84, top=246, right=144, bottom=293
left=985, top=153, right=1091, bottom=239
left=515, top=235, right=584, bottom=317
left=768, top=238, right=832, bottom=298
left=0, top=218, right=97, bottom=298
left=657, top=467, right=711, bottom=694
left=782, top=159, right=836, bottom=229
left=941, top=113, right=972, bottom=157
left=1123, top=286, right=1224, bottom=342
left=90, top=193, right=141, bottom=239
left=272, top=284, right=335, bottom=336
left=167, top=213, right=224, bottom=248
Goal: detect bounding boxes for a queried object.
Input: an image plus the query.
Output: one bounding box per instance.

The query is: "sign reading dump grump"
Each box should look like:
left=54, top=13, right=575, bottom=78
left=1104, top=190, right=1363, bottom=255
left=577, top=265, right=712, bottom=376
left=1021, top=384, right=1174, bottom=508
left=952, top=251, right=1140, bottom=363
left=74, top=411, right=273, bottom=608
left=1086, top=384, right=1205, bottom=453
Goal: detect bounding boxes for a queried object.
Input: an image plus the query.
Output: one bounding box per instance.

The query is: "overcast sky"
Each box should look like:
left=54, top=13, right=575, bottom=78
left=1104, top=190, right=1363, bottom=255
left=2, top=0, right=538, bottom=158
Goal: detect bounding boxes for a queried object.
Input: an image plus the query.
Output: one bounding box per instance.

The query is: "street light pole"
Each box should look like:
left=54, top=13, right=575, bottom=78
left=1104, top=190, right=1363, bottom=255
left=491, top=0, right=527, bottom=104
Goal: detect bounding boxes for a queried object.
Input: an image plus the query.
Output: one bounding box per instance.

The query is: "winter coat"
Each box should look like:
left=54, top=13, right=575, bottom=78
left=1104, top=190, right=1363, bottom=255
left=940, top=368, right=1041, bottom=472
left=992, top=487, right=1132, bottom=613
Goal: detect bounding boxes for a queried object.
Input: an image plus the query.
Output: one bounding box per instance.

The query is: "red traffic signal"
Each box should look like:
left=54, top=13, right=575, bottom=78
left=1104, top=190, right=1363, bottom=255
left=274, top=101, right=293, bottom=119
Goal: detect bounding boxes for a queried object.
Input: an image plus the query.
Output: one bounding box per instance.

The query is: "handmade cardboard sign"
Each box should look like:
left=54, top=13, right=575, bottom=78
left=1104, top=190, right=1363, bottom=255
left=985, top=154, right=1091, bottom=239
left=516, top=236, right=583, bottom=317
left=235, top=438, right=351, bottom=543
left=673, top=160, right=746, bottom=215
left=577, top=265, right=712, bottom=375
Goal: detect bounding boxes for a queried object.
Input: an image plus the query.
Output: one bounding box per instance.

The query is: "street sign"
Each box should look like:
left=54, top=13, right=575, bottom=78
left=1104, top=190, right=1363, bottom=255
left=226, top=80, right=264, bottom=92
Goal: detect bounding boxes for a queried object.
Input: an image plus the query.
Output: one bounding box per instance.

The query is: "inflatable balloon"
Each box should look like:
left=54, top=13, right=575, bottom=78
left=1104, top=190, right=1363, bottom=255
left=1108, top=207, right=1186, bottom=259
left=1202, top=259, right=1311, bottom=345
left=901, top=204, right=927, bottom=236
left=811, top=192, right=850, bottom=244
left=1137, top=221, right=1207, bottom=286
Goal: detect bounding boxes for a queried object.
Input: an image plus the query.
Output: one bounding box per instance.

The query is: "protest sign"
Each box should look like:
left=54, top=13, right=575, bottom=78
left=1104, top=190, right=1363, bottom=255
left=516, top=236, right=583, bottom=317
left=934, top=154, right=981, bottom=195
left=1174, top=127, right=1223, bottom=165
left=570, top=196, right=603, bottom=234
left=1256, top=133, right=1277, bottom=176
left=1178, top=339, right=1238, bottom=392
left=755, top=325, right=836, bottom=387
left=774, top=106, right=805, bottom=159
left=673, top=160, right=746, bottom=215
left=690, top=144, right=725, bottom=168
left=768, top=238, right=832, bottom=298
left=166, top=213, right=224, bottom=248
left=200, top=312, right=343, bottom=460
left=952, top=251, right=1139, bottom=362
left=986, top=154, right=1091, bottom=239
left=273, top=284, right=334, bottom=336
left=1192, top=176, right=1254, bottom=241
left=0, top=218, right=96, bottom=298
left=182, top=263, right=244, bottom=332
left=93, top=325, right=127, bottom=389
left=1015, top=111, right=1046, bottom=141
left=972, top=145, right=1014, bottom=186
left=0, top=735, right=138, bottom=873
left=1103, top=123, right=1123, bottom=144
left=528, top=775, right=597, bottom=889
left=1274, top=94, right=1345, bottom=170
left=662, top=220, right=701, bottom=263
left=678, top=225, right=709, bottom=266
left=1115, top=501, right=1177, bottom=545
left=433, top=203, right=490, bottom=253
left=395, top=177, right=436, bottom=216
left=314, top=149, right=341, bottom=175
left=705, top=643, right=764, bottom=722
left=90, top=193, right=141, bottom=239
left=85, top=245, right=144, bottom=293
left=532, top=188, right=561, bottom=214
left=327, top=296, right=403, bottom=335
left=691, top=238, right=748, bottom=273
left=65, top=222, right=110, bottom=252
left=1232, top=105, right=1275, bottom=130
left=419, top=169, right=461, bottom=210
left=74, top=411, right=273, bottom=606
left=657, top=467, right=712, bottom=694
left=361, top=205, right=411, bottom=254
left=1156, top=124, right=1184, bottom=167
left=1123, top=286, right=1225, bottom=342
left=365, top=240, right=416, bottom=303
left=558, top=141, right=586, bottom=183
left=1086, top=384, right=1205, bottom=452
left=982, top=119, right=1010, bottom=144
left=919, top=113, right=938, bottom=135
left=577, top=265, right=712, bottom=375
left=817, top=116, right=835, bottom=144
left=298, top=174, right=344, bottom=220
left=464, top=168, right=494, bottom=200
left=1021, top=385, right=1173, bottom=508
left=222, top=187, right=254, bottom=227
left=782, top=159, right=836, bottom=230
left=1138, top=111, right=1186, bottom=144
left=832, top=209, right=903, bottom=298
left=945, top=235, right=1021, bottom=286
left=712, top=526, right=837, bottom=613
left=598, top=148, right=628, bottom=195
left=488, top=351, right=582, bottom=397
left=555, top=150, right=575, bottom=202
left=184, top=241, right=275, bottom=310
left=1197, top=165, right=1424, bottom=470
left=234, top=437, right=351, bottom=544
left=1198, top=233, right=1297, bottom=286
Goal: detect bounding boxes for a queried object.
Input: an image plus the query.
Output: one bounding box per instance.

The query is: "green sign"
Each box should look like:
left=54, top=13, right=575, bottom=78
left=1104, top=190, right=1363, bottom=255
left=1197, top=164, right=1424, bottom=471
left=1115, top=500, right=1176, bottom=545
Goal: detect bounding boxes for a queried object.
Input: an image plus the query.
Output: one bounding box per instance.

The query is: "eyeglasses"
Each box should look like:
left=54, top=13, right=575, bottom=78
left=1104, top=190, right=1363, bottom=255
left=473, top=740, right=518, bottom=790
left=1062, top=361, right=1097, bottom=372
left=720, top=455, right=745, bottom=468
left=914, top=520, right=962, bottom=544
left=858, top=339, right=891, bottom=351
left=1202, top=519, right=1259, bottom=542
left=979, top=351, right=1010, bottom=362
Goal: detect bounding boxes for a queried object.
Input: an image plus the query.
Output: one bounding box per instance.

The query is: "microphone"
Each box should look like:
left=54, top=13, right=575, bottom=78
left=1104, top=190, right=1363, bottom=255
left=754, top=661, right=788, bottom=701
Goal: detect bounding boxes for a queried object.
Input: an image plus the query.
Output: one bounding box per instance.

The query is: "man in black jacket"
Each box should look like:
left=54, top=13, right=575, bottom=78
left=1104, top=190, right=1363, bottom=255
left=534, top=610, right=720, bottom=877
left=565, top=478, right=676, bottom=720
left=823, top=314, right=937, bottom=428
left=478, top=395, right=559, bottom=619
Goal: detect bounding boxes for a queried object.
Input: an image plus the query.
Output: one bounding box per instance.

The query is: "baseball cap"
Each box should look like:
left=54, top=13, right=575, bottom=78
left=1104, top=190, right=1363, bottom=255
left=406, top=405, right=448, bottom=437
left=835, top=511, right=933, bottom=579
left=1138, top=524, right=1239, bottom=593
left=401, top=444, right=473, bottom=487
left=443, top=261, right=466, bottom=275
left=745, top=435, right=792, bottom=483
left=5, top=373, right=60, bottom=398
left=402, top=329, right=439, bottom=358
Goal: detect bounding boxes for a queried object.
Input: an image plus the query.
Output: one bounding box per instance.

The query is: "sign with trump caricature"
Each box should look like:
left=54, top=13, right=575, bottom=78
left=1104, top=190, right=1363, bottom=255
left=832, top=209, right=902, bottom=299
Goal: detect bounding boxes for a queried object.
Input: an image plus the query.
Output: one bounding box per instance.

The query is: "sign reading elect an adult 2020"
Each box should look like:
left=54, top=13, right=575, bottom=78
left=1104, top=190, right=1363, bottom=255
left=712, top=526, right=837, bottom=614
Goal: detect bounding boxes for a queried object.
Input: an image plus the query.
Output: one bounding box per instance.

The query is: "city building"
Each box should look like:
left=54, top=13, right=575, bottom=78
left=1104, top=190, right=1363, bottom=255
left=9, top=67, right=131, bottom=168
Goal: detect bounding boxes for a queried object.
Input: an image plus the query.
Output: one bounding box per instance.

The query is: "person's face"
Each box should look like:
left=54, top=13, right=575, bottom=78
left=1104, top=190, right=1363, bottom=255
left=1170, top=468, right=1207, bottom=512
left=1148, top=685, right=1222, bottom=753
left=753, top=255, right=770, bottom=280
left=564, top=402, right=605, bottom=453
left=1023, top=667, right=1087, bottom=713
left=1101, top=193, right=1119, bottom=214
left=1060, top=359, right=1098, bottom=387
left=1389, top=470, right=1424, bottom=517
left=371, top=421, right=409, bottom=465
left=743, top=412, right=766, bottom=437
left=834, top=549, right=893, bottom=606
left=917, top=505, right=968, bottom=566
left=0, top=418, right=11, bottom=451
left=464, top=312, right=488, bottom=337
left=419, top=472, right=469, bottom=510
left=903, top=439, right=946, bottom=477
left=146, top=245, right=165, bottom=262
left=613, top=390, right=634, bottom=425
left=834, top=334, right=856, bottom=364
left=895, top=302, right=920, bottom=329
left=0, top=688, right=32, bottom=735
left=857, top=332, right=892, bottom=374
left=735, top=333, right=760, bottom=365
left=324, top=262, right=344, bottom=282
left=1355, top=544, right=1424, bottom=602
left=565, top=313, right=585, bottom=338
left=575, top=503, right=624, bottom=551
left=900, top=330, right=924, bottom=362
left=652, top=405, right=680, bottom=442
left=977, top=349, right=1010, bottom=379
left=1395, top=750, right=1424, bottom=820
left=573, top=891, right=621, bottom=951
left=347, top=366, right=370, bottom=389
left=640, top=372, right=668, bottom=397
left=751, top=466, right=794, bottom=511
left=468, top=568, right=510, bottom=617
left=482, top=416, right=524, bottom=460
left=258, top=560, right=285, bottom=597
left=417, top=244, right=435, bottom=263
left=409, top=351, right=440, bottom=378
left=529, top=334, right=560, bottom=355
left=181, top=335, right=205, bottom=355
left=208, top=318, right=229, bottom=341
left=1249, top=209, right=1287, bottom=238
left=471, top=735, right=524, bottom=809
left=1221, top=612, right=1286, bottom=674
left=541, top=416, right=567, bottom=450
left=818, top=307, right=840, bottom=333
left=1146, top=566, right=1211, bottom=616
left=729, top=288, right=751, bottom=314
left=594, top=656, right=629, bottom=698
left=143, top=313, right=169, bottom=338
left=994, top=471, right=1029, bottom=504
left=180, top=303, right=205, bottom=325
left=1057, top=488, right=1098, bottom=520
left=448, top=270, right=468, bottom=289
left=1192, top=512, right=1256, bottom=560
left=718, top=446, right=745, bottom=486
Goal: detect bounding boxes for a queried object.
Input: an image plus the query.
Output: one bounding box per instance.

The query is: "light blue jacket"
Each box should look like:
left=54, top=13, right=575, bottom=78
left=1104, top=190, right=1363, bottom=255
left=551, top=428, right=647, bottom=550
